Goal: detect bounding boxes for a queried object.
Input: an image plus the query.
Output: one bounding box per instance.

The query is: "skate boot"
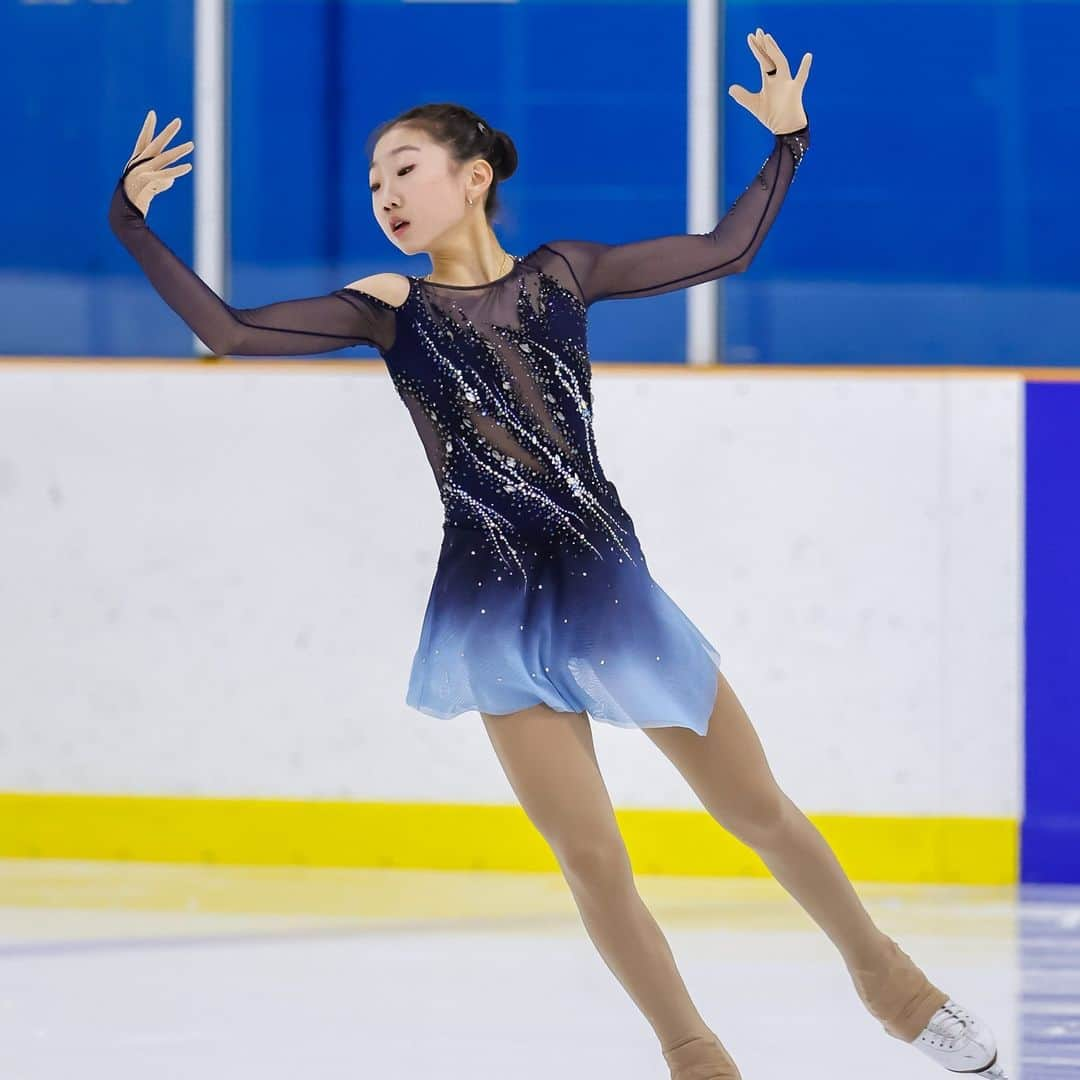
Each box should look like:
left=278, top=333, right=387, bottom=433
left=910, top=998, right=1009, bottom=1077
left=661, top=1030, right=742, bottom=1080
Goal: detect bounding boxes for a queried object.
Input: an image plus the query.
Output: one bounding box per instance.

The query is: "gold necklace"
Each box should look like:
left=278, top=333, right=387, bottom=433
left=424, top=251, right=513, bottom=286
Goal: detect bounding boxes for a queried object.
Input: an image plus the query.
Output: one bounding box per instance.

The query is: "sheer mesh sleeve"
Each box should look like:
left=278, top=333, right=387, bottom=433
left=536, top=124, right=809, bottom=306
left=107, top=158, right=396, bottom=356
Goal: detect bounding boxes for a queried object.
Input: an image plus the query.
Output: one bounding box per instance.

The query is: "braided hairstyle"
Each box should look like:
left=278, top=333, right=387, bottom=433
left=365, top=104, right=518, bottom=224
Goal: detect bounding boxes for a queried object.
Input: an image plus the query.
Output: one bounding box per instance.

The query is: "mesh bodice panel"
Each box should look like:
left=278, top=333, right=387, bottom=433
left=109, top=126, right=809, bottom=574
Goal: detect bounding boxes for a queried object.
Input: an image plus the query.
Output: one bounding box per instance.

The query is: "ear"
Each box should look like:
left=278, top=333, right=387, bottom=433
left=470, top=156, right=494, bottom=196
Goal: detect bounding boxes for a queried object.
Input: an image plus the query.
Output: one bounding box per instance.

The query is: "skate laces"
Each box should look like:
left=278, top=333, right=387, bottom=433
left=925, top=1000, right=969, bottom=1046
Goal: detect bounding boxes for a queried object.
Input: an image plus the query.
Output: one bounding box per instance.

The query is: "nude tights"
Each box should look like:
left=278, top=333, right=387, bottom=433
left=480, top=674, right=948, bottom=1079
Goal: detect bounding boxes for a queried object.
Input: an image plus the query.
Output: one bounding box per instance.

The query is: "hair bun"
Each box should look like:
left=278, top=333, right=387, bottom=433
left=490, top=130, right=518, bottom=182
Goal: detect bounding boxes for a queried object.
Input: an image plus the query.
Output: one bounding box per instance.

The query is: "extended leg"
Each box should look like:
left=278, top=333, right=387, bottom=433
left=481, top=701, right=741, bottom=1077
left=643, top=670, right=947, bottom=1042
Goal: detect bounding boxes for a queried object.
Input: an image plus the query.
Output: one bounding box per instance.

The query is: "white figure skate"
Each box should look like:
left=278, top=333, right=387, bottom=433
left=910, top=999, right=1008, bottom=1078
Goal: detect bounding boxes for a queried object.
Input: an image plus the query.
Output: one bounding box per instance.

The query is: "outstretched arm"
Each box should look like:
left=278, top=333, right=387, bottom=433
left=540, top=26, right=812, bottom=306
left=109, top=172, right=392, bottom=356
left=109, top=112, right=393, bottom=356
left=539, top=124, right=808, bottom=306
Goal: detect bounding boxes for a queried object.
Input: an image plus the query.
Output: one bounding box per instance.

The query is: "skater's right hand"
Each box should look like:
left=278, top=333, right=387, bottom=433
left=122, top=110, right=194, bottom=217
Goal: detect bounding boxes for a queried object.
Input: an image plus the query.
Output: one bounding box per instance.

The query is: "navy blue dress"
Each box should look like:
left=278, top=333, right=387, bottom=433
left=110, top=124, right=810, bottom=733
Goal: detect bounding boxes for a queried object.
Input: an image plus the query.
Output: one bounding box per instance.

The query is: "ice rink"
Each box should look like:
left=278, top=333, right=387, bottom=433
left=2, top=860, right=1071, bottom=1079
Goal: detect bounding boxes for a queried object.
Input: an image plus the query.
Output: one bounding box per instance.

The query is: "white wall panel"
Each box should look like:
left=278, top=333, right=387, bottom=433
left=0, top=366, right=1021, bottom=818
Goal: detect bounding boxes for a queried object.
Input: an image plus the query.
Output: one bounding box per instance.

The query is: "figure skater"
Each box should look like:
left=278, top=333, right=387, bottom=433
left=109, top=27, right=1008, bottom=1080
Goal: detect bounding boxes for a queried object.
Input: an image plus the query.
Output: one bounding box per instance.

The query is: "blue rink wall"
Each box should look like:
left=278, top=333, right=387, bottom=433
left=3, top=0, right=1078, bottom=363
left=1023, top=382, right=1080, bottom=885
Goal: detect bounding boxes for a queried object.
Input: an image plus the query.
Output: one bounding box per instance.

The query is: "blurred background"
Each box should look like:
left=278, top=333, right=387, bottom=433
left=0, top=0, right=1078, bottom=1077
left=6, top=0, right=1078, bottom=364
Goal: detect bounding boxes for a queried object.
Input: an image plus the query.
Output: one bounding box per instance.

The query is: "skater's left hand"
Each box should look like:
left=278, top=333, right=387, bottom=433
left=121, top=111, right=195, bottom=217
left=728, top=28, right=812, bottom=136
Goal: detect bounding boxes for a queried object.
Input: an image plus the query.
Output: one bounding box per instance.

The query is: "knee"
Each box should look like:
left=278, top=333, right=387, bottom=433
left=717, top=789, right=791, bottom=849
left=557, top=841, right=635, bottom=894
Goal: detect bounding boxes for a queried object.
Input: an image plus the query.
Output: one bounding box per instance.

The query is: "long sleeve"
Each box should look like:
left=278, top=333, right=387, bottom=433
left=107, top=163, right=395, bottom=356
left=537, top=124, right=810, bottom=306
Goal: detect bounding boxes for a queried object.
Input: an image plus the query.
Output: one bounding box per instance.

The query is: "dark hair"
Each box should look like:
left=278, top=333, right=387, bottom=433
left=365, top=103, right=519, bottom=224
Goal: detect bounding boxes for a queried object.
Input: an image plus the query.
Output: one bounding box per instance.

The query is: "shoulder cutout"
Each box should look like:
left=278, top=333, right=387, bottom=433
left=341, top=272, right=410, bottom=309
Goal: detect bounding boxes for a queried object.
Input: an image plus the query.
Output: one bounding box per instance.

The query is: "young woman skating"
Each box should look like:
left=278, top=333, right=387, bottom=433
left=109, top=27, right=1007, bottom=1079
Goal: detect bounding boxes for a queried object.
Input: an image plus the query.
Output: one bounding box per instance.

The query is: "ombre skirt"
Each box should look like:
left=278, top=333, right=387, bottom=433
left=404, top=523, right=722, bottom=734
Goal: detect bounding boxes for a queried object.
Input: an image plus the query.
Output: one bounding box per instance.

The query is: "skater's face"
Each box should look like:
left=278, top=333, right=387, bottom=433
left=369, top=125, right=493, bottom=253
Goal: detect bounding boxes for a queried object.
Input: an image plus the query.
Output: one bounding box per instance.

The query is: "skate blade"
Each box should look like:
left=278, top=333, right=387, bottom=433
left=949, top=1051, right=1008, bottom=1080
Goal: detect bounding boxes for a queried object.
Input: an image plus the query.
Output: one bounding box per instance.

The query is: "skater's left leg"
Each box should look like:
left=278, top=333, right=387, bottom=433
left=642, top=669, right=947, bottom=1042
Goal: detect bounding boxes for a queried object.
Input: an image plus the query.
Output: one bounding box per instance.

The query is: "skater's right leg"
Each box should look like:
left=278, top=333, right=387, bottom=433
left=481, top=702, right=741, bottom=1079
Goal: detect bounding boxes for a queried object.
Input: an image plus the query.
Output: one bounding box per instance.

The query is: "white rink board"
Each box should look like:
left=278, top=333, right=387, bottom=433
left=0, top=365, right=1022, bottom=818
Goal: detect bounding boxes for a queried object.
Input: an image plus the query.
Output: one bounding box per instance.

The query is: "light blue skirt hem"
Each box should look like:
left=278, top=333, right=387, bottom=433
left=405, top=652, right=721, bottom=735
